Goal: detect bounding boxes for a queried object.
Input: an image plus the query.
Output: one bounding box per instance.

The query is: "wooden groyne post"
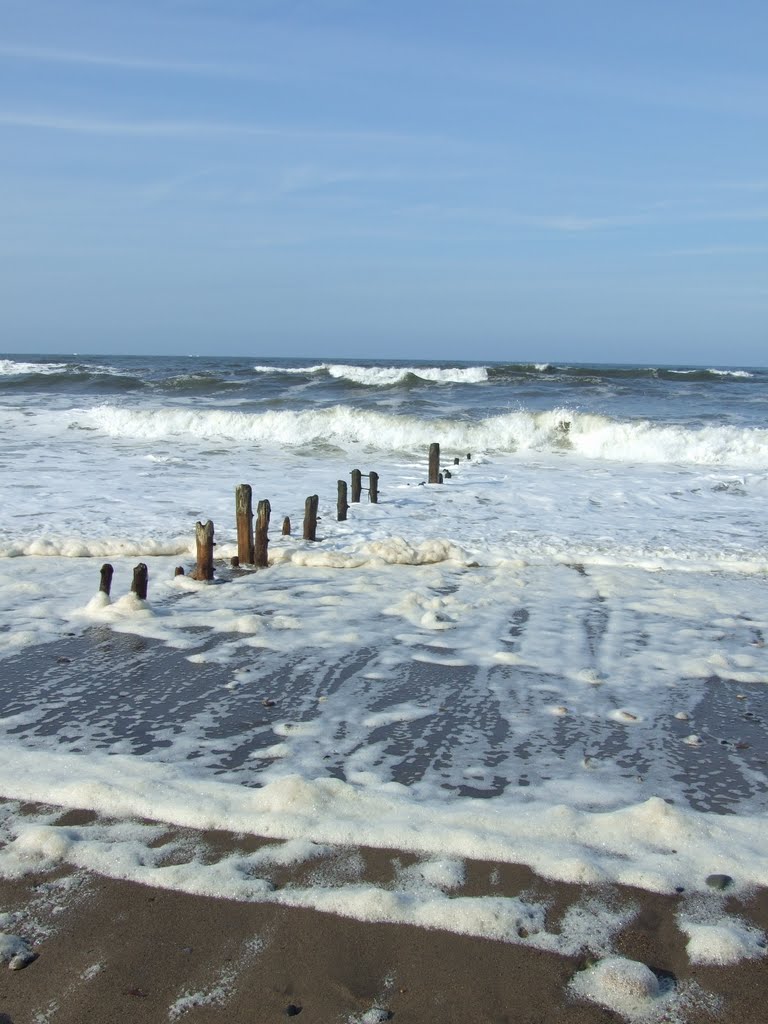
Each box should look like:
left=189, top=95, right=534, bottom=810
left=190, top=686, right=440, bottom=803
left=282, top=516, right=291, bottom=536
left=255, top=499, right=271, bottom=568
left=303, top=495, right=319, bottom=541
left=351, top=469, right=362, bottom=503
left=235, top=484, right=254, bottom=565
left=191, top=520, right=215, bottom=580
left=428, top=443, right=441, bottom=484
left=337, top=480, right=349, bottom=521
left=369, top=471, right=379, bottom=503
left=131, top=563, right=148, bottom=600
left=99, top=563, right=113, bottom=596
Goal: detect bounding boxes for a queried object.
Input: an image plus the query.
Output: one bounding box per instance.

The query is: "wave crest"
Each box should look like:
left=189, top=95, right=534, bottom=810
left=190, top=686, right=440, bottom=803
left=252, top=363, right=488, bottom=386
left=0, top=359, right=71, bottom=376
left=68, top=404, right=768, bottom=467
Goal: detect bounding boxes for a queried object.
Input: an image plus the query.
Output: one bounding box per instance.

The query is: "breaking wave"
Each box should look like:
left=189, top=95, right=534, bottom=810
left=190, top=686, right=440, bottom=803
left=0, top=359, right=72, bottom=376
left=70, top=404, right=768, bottom=467
left=253, top=363, right=489, bottom=386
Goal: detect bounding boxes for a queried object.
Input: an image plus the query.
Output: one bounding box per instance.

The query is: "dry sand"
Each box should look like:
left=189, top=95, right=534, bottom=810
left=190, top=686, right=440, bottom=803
left=1, top=820, right=766, bottom=1024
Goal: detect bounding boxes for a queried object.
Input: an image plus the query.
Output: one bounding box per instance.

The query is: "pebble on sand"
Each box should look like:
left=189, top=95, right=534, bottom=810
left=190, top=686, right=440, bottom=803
left=8, top=950, right=37, bottom=971
left=706, top=873, right=734, bottom=891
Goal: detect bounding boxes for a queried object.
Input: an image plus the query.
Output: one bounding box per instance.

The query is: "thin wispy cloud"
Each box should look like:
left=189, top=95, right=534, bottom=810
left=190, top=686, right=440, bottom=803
left=0, top=111, right=443, bottom=147
left=0, top=43, right=268, bottom=79
left=672, top=245, right=768, bottom=257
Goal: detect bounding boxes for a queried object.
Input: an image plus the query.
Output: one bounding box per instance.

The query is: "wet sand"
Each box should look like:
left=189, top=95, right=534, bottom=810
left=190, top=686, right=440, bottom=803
left=1, top=818, right=767, bottom=1023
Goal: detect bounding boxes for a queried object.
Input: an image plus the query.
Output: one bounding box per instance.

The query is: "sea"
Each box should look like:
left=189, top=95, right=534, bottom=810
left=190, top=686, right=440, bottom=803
left=0, top=354, right=767, bottom=982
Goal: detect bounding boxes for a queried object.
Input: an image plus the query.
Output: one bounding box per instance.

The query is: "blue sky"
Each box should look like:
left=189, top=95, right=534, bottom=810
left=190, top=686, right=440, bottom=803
left=2, top=0, right=767, bottom=363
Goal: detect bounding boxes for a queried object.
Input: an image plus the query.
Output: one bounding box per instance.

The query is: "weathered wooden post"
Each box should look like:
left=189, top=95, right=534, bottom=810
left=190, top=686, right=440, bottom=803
left=174, top=566, right=185, bottom=576
left=467, top=452, right=472, bottom=460
left=303, top=495, right=319, bottom=541
left=454, top=457, right=460, bottom=465
left=369, top=471, right=379, bottom=503
left=255, top=499, right=271, bottom=568
left=131, top=563, right=148, bottom=600
left=337, top=480, right=349, bottom=521
left=429, top=443, right=441, bottom=484
left=99, top=563, right=113, bottom=596
left=438, top=472, right=444, bottom=484
left=191, top=520, right=215, bottom=581
left=444, top=469, right=452, bottom=479
left=282, top=516, right=291, bottom=536
left=351, top=469, right=362, bottom=503
left=235, top=484, right=254, bottom=565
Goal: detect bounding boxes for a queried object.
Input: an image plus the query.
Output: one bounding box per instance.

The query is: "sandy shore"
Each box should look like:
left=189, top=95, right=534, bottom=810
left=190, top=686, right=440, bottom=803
left=1, top=816, right=767, bottom=1024
left=1, top=626, right=767, bottom=1022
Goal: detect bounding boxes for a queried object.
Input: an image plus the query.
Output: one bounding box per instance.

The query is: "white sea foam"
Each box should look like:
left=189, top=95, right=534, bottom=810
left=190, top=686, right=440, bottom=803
left=568, top=956, right=689, bottom=1021
left=62, top=403, right=768, bottom=467
left=0, top=743, right=766, bottom=896
left=680, top=916, right=767, bottom=965
left=0, top=537, right=192, bottom=559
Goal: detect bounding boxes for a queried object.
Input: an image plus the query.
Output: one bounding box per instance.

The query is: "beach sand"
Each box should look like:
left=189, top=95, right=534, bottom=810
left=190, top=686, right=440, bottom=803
left=1, top=815, right=767, bottom=1023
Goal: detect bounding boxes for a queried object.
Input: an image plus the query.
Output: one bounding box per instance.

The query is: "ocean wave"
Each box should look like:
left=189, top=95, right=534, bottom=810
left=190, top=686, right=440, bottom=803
left=706, top=368, right=754, bottom=379
left=486, top=364, right=760, bottom=383
left=159, top=373, right=242, bottom=393
left=325, top=364, right=488, bottom=386
left=68, top=404, right=768, bottom=467
left=253, top=363, right=488, bottom=386
left=252, top=363, right=327, bottom=375
left=0, top=358, right=71, bottom=376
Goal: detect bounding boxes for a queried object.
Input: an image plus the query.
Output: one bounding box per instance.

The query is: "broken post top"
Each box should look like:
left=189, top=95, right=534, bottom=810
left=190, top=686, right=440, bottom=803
left=235, top=483, right=253, bottom=515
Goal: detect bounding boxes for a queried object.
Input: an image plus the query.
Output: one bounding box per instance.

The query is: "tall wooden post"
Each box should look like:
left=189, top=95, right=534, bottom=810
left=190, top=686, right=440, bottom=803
left=429, top=443, right=441, bottom=484
left=99, top=563, right=114, bottom=596
left=255, top=499, right=271, bottom=568
left=337, top=480, right=349, bottom=521
left=351, top=469, right=362, bottom=503
left=369, top=471, right=379, bottom=503
left=191, top=520, right=215, bottom=581
left=235, top=484, right=254, bottom=565
left=282, top=516, right=291, bottom=536
left=303, top=495, right=319, bottom=541
left=131, top=563, right=148, bottom=600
